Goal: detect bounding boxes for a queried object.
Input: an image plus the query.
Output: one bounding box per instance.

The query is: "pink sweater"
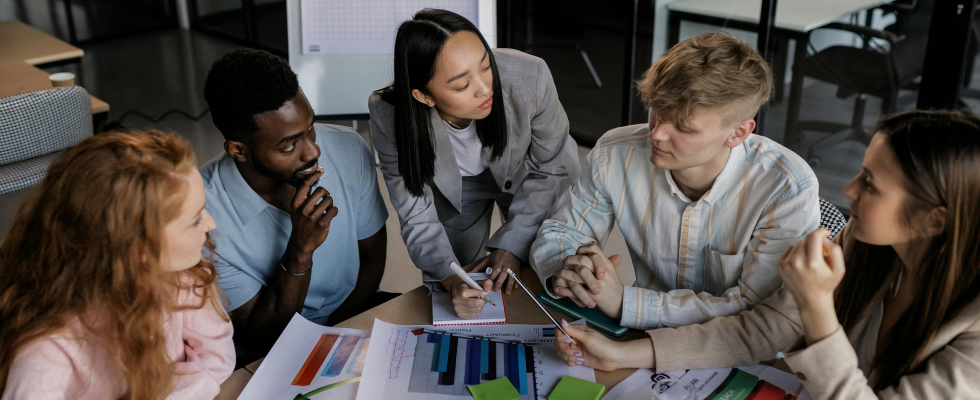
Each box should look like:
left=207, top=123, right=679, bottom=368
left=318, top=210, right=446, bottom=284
left=2, top=285, right=235, bottom=400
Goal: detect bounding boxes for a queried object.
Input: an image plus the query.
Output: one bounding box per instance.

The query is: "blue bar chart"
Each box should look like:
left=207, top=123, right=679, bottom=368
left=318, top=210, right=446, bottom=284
left=356, top=321, right=596, bottom=400
left=408, top=332, right=539, bottom=399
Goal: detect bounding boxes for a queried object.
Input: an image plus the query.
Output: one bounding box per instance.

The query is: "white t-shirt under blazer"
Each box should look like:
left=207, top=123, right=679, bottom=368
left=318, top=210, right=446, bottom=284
left=444, top=120, right=489, bottom=176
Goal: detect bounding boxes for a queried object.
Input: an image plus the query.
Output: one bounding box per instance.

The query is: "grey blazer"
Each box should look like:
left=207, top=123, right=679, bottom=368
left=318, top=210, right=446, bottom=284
left=368, top=48, right=581, bottom=284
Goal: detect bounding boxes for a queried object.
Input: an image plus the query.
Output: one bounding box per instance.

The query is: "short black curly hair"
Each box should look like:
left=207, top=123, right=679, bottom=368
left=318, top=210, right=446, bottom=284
left=204, top=48, right=299, bottom=142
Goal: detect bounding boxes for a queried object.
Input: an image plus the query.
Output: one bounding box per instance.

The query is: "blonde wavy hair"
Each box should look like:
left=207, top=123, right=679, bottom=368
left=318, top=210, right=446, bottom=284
left=638, top=32, right=773, bottom=126
left=0, top=129, right=227, bottom=399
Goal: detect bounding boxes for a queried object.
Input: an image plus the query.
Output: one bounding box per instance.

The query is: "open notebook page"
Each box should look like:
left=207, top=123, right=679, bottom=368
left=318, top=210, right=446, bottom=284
left=431, top=273, right=507, bottom=326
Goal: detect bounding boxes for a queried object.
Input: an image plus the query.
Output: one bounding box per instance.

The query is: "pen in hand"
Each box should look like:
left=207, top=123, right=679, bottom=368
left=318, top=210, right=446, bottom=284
left=449, top=261, right=496, bottom=306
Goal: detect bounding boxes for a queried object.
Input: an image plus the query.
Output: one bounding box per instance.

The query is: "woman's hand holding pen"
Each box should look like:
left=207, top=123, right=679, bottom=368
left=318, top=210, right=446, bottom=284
left=554, top=319, right=654, bottom=371
left=442, top=258, right=493, bottom=319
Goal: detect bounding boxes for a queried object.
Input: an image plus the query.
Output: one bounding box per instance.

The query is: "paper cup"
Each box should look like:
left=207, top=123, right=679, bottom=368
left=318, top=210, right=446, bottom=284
left=50, top=72, right=75, bottom=87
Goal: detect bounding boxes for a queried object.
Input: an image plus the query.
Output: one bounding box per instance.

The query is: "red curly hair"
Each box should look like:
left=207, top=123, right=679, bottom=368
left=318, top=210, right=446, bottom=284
left=0, top=129, right=228, bottom=399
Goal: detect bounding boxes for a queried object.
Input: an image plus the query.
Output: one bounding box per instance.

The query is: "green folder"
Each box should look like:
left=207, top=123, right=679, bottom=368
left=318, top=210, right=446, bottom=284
left=537, top=291, right=631, bottom=337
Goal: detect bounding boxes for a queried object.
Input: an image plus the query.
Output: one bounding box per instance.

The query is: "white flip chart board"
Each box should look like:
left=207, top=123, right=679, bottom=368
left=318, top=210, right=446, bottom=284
left=286, top=0, right=496, bottom=116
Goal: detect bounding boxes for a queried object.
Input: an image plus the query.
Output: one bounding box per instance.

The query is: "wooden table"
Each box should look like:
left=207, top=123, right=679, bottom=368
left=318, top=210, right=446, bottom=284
left=0, top=20, right=108, bottom=115
left=216, top=266, right=644, bottom=399
left=0, top=61, right=109, bottom=114
left=0, top=20, right=83, bottom=65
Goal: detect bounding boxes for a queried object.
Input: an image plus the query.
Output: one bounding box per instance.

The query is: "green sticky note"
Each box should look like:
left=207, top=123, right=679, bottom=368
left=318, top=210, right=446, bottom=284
left=467, top=377, right=521, bottom=400
left=548, top=375, right=606, bottom=400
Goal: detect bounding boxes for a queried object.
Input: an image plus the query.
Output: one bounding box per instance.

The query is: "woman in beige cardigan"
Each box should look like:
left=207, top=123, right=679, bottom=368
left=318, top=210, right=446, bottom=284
left=554, top=109, right=980, bottom=399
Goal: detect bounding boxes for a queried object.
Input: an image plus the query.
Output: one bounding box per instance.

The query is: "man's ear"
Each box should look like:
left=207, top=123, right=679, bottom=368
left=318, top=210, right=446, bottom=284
left=225, top=141, right=249, bottom=163
left=725, top=118, right=755, bottom=148
left=411, top=89, right=435, bottom=108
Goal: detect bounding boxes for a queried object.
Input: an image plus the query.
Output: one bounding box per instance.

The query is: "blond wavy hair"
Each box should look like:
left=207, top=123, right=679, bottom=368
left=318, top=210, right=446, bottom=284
left=638, top=32, right=773, bottom=126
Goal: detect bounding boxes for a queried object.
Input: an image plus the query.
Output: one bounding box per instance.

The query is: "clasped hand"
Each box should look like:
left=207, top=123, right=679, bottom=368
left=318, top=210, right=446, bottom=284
left=552, top=245, right=657, bottom=372
left=552, top=244, right=624, bottom=319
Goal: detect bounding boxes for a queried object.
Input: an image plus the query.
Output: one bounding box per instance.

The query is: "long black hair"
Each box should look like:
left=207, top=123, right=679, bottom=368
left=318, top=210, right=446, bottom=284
left=379, top=9, right=508, bottom=197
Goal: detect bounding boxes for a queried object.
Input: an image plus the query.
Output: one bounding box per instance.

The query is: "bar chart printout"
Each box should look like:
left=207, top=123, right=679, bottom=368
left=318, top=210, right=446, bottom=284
left=239, top=314, right=369, bottom=400
left=409, top=333, right=537, bottom=397
left=355, top=319, right=596, bottom=400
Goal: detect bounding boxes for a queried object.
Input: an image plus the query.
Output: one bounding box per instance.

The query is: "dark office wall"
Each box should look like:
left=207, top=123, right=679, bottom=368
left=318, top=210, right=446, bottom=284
left=500, top=0, right=653, bottom=146
left=189, top=0, right=287, bottom=54
left=2, top=0, right=177, bottom=43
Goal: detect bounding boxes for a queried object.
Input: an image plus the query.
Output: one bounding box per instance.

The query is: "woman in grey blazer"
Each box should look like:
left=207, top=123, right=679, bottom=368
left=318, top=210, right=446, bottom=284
left=368, top=9, right=580, bottom=319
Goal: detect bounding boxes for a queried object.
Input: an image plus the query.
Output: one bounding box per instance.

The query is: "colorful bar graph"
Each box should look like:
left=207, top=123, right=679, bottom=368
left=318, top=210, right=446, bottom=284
left=525, top=345, right=537, bottom=398
left=505, top=343, right=519, bottom=391
left=291, top=334, right=340, bottom=386
left=408, top=333, right=543, bottom=398
left=437, top=334, right=451, bottom=372
left=468, top=339, right=484, bottom=385
left=430, top=339, right=442, bottom=371
left=480, top=340, right=490, bottom=375
left=322, top=335, right=360, bottom=377
left=503, top=343, right=511, bottom=386
left=463, top=339, right=472, bottom=384
left=438, top=335, right=459, bottom=385
left=517, top=344, right=528, bottom=395
left=464, top=339, right=476, bottom=385
left=482, top=340, right=497, bottom=380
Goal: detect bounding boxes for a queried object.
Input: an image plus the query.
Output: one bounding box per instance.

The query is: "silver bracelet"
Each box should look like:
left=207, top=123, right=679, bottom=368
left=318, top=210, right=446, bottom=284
left=281, top=262, right=313, bottom=277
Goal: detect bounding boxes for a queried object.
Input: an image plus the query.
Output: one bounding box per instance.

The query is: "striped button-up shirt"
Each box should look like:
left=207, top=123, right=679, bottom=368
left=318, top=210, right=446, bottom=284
left=530, top=124, right=819, bottom=329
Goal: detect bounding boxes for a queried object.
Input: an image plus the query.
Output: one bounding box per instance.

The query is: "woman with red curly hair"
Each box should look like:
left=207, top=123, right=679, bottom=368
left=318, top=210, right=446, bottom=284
left=0, top=130, right=235, bottom=399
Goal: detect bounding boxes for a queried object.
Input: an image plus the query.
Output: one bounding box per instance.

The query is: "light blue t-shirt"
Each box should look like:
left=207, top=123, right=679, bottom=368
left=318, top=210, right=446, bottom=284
left=200, top=124, right=388, bottom=323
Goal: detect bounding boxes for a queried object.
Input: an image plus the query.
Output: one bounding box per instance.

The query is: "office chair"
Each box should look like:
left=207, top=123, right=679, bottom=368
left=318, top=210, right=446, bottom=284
left=0, top=86, right=92, bottom=195
left=819, top=197, right=847, bottom=239
left=785, top=0, right=931, bottom=167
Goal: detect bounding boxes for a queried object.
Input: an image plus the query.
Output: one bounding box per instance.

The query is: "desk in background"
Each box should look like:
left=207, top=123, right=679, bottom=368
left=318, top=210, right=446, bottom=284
left=216, top=266, right=642, bottom=399
left=666, top=0, right=890, bottom=140
left=0, top=20, right=83, bottom=65
left=0, top=19, right=109, bottom=120
left=0, top=61, right=109, bottom=114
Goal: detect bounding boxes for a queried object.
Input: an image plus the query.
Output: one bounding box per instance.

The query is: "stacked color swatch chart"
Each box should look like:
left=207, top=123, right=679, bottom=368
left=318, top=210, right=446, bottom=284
left=291, top=333, right=367, bottom=384
left=238, top=314, right=369, bottom=400
left=355, top=320, right=596, bottom=400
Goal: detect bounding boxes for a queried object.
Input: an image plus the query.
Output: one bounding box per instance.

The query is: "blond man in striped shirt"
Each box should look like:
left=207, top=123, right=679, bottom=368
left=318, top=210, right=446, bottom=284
left=529, top=32, right=819, bottom=330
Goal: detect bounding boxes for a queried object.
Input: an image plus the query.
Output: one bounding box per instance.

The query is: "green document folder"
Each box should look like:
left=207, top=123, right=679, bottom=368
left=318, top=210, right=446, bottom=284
left=537, top=291, right=631, bottom=337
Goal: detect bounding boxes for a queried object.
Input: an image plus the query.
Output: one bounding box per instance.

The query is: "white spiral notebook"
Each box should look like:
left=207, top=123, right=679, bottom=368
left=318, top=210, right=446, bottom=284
left=431, top=273, right=507, bottom=326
